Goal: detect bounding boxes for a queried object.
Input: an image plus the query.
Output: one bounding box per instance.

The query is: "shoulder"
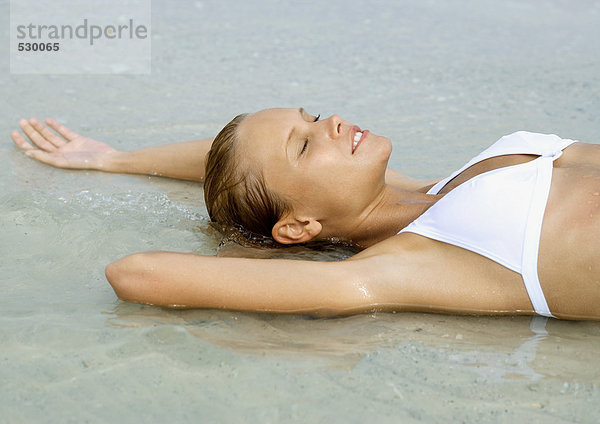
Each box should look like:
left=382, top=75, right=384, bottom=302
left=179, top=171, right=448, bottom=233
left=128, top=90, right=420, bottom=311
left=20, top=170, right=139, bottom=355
left=342, top=233, right=533, bottom=315
left=343, top=233, right=431, bottom=286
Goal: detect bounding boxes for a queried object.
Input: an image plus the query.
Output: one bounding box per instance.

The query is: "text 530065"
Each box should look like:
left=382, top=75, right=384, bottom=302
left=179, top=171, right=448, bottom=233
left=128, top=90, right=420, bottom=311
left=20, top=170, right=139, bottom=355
left=17, top=42, right=60, bottom=52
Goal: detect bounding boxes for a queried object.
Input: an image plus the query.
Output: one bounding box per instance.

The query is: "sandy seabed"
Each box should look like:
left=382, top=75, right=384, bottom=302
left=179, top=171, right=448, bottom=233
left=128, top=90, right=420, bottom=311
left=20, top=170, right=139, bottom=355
left=2, top=0, right=599, bottom=422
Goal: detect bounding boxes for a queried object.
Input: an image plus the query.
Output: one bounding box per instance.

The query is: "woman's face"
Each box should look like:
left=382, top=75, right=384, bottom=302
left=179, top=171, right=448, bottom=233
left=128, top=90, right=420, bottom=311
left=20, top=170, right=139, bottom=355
left=236, top=108, right=392, bottom=226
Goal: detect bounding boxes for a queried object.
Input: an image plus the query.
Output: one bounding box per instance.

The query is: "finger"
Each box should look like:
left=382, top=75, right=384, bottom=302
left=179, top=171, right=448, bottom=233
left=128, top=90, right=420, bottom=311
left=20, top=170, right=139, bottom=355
left=10, top=129, right=36, bottom=151
left=29, top=117, right=67, bottom=148
left=19, top=118, right=57, bottom=152
left=24, top=150, right=69, bottom=168
left=45, top=118, right=80, bottom=141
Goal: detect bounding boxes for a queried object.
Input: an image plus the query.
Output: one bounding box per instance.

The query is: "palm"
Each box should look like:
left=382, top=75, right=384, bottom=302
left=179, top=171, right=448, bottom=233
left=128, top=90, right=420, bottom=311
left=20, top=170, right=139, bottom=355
left=11, top=118, right=118, bottom=170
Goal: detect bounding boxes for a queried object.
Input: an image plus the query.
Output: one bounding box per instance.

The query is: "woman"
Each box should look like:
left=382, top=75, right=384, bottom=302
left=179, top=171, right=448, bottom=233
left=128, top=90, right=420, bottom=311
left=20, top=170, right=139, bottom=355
left=10, top=110, right=600, bottom=320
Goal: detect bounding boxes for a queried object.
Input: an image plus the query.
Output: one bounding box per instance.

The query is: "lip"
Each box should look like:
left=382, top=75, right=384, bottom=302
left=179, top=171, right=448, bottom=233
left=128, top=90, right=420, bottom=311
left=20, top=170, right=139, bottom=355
left=351, top=128, right=369, bottom=154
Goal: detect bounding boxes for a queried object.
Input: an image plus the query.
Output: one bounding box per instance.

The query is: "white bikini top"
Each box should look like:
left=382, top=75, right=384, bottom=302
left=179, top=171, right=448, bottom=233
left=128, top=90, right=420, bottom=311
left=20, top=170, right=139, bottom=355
left=399, top=131, right=577, bottom=317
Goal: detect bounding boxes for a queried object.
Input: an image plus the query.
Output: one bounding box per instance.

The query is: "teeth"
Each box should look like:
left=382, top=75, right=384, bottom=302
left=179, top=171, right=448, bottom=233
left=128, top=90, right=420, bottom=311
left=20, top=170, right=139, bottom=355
left=352, top=131, right=362, bottom=152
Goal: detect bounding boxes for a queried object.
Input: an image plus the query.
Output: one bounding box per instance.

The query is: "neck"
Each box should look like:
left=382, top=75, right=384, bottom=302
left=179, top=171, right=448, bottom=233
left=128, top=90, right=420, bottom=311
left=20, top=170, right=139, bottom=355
left=324, top=185, right=438, bottom=248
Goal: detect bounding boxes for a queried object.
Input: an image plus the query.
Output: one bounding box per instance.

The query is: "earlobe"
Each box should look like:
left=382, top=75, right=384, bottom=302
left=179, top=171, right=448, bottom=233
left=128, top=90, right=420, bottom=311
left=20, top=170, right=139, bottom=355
left=272, top=214, right=322, bottom=245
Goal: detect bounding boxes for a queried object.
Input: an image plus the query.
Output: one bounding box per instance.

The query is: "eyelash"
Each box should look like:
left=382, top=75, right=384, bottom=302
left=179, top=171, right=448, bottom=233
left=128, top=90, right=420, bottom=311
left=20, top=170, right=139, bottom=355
left=300, top=114, right=320, bottom=156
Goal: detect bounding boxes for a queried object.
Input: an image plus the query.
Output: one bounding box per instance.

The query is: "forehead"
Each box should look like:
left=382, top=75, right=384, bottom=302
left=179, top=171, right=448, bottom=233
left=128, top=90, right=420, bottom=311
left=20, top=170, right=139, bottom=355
left=238, top=108, right=299, bottom=141
left=236, top=108, right=300, bottom=164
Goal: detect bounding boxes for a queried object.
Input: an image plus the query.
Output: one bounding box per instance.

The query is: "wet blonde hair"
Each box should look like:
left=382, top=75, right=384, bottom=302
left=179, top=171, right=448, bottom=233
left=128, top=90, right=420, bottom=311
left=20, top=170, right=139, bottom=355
left=204, top=113, right=292, bottom=243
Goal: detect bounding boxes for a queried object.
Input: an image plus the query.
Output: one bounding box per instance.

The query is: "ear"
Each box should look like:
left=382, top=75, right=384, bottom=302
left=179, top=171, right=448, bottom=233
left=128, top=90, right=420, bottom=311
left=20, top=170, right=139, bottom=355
left=272, top=213, right=322, bottom=245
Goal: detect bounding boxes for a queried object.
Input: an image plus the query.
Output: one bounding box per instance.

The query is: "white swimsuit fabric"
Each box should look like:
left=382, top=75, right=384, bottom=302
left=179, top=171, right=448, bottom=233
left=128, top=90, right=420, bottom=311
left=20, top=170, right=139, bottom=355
left=399, top=131, right=577, bottom=317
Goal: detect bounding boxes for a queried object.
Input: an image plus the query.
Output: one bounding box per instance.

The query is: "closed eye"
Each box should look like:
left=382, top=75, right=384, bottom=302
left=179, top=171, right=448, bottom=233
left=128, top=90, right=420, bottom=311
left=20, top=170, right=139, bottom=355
left=299, top=114, right=319, bottom=157
left=300, top=139, right=308, bottom=156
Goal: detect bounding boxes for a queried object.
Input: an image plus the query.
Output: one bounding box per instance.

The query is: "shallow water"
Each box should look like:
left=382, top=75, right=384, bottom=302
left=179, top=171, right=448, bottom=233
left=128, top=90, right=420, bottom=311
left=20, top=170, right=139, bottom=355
left=2, top=0, right=600, bottom=422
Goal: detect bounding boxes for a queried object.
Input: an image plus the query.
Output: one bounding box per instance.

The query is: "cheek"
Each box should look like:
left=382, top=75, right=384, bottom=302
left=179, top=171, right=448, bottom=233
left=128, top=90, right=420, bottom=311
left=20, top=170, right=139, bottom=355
left=289, top=173, right=346, bottom=204
left=309, top=158, right=356, bottom=188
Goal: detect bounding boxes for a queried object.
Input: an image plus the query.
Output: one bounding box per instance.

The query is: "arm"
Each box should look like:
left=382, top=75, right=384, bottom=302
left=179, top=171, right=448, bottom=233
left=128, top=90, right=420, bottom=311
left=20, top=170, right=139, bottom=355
left=11, top=117, right=213, bottom=182
left=104, top=238, right=538, bottom=318
left=105, top=251, right=380, bottom=316
left=12, top=118, right=436, bottom=187
left=103, top=139, right=213, bottom=182
left=105, top=241, right=511, bottom=317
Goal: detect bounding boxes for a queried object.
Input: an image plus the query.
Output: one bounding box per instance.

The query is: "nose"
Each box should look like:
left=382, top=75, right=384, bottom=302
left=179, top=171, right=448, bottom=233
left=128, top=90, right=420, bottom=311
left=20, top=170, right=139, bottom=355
left=325, top=114, right=343, bottom=139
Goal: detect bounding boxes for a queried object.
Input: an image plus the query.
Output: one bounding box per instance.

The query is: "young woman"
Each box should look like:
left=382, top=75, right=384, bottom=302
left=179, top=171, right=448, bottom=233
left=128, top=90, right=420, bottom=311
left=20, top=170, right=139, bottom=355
left=10, top=110, right=600, bottom=320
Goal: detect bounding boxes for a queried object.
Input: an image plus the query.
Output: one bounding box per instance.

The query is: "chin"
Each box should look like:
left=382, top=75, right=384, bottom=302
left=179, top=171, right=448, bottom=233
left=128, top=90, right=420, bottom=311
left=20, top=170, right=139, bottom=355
left=379, top=136, right=393, bottom=163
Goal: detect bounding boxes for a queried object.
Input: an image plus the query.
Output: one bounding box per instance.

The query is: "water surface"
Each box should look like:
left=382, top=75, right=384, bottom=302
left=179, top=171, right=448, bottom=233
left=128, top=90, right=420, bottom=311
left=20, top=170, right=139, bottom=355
left=2, top=0, right=599, bottom=422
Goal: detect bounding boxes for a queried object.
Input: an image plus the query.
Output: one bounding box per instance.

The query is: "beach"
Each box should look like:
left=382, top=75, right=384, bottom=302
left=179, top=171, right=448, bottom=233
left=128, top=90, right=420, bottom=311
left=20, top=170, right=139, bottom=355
left=2, top=0, right=599, bottom=422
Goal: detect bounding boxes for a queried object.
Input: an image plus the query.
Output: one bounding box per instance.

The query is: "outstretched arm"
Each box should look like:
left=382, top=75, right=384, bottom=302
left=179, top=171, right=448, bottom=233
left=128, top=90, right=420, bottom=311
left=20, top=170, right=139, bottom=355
left=11, top=118, right=213, bottom=182
left=105, top=251, right=380, bottom=316
left=104, top=241, right=543, bottom=318
left=11, top=117, right=439, bottom=188
left=105, top=138, right=213, bottom=182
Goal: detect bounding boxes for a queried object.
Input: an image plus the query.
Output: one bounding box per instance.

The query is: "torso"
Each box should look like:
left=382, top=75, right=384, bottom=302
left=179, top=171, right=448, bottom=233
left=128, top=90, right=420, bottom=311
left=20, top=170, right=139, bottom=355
left=536, top=144, right=600, bottom=318
left=351, top=141, right=600, bottom=320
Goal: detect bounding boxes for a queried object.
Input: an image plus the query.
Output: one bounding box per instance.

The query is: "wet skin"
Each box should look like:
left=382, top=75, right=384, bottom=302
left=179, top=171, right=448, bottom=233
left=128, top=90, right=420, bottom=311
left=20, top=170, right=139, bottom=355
left=10, top=112, right=600, bottom=319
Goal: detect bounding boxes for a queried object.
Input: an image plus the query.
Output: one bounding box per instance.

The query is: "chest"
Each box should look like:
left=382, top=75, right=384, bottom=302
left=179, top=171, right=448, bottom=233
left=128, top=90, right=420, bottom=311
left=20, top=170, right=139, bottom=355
left=437, top=154, right=539, bottom=195
left=402, top=151, right=561, bottom=277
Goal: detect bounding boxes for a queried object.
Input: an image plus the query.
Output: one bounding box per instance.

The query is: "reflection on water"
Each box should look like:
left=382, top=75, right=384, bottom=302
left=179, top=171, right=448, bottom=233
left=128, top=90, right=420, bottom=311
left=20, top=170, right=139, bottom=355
left=107, top=304, right=600, bottom=383
left=449, top=316, right=549, bottom=382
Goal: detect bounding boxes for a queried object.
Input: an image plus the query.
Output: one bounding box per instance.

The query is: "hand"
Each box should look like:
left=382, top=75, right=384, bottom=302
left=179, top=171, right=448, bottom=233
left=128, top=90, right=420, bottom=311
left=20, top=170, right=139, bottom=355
left=11, top=117, right=118, bottom=170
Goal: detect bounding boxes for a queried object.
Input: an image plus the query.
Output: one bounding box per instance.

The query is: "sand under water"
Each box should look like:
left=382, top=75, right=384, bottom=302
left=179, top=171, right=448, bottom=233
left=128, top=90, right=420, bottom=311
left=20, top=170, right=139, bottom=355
left=2, top=0, right=599, bottom=422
